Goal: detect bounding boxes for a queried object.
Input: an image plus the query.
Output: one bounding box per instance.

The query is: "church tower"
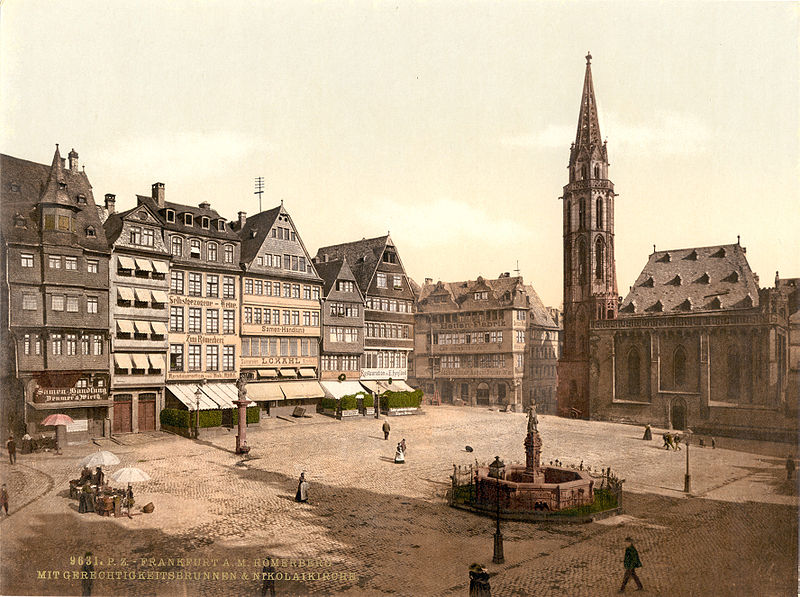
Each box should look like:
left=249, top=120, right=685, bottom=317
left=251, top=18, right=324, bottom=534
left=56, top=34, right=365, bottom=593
left=556, top=53, right=619, bottom=418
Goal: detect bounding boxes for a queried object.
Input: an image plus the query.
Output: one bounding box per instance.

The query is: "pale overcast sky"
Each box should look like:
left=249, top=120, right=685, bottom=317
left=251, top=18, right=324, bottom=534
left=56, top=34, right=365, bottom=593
left=2, top=1, right=798, bottom=306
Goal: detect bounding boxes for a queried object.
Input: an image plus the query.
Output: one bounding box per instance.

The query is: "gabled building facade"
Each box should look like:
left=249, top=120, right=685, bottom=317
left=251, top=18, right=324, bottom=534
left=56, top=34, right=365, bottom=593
left=411, top=274, right=532, bottom=409
left=103, top=199, right=170, bottom=434
left=1, top=147, right=111, bottom=443
left=232, top=204, right=325, bottom=414
left=138, top=185, right=243, bottom=413
left=315, top=235, right=416, bottom=394
left=525, top=296, right=561, bottom=415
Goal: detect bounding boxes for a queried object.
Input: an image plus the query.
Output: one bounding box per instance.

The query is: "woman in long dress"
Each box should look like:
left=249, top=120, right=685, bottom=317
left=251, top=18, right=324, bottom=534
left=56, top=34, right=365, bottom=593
left=394, top=443, right=405, bottom=464
left=294, top=473, right=308, bottom=503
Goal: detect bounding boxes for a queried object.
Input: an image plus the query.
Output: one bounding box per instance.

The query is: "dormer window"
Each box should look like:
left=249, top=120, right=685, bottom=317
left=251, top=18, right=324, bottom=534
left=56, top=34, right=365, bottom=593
left=474, top=291, right=488, bottom=300
left=657, top=252, right=671, bottom=263
left=86, top=226, right=96, bottom=238
left=166, top=209, right=175, bottom=223
left=695, top=272, right=710, bottom=284
left=667, top=275, right=682, bottom=286
left=382, top=249, right=398, bottom=264
left=184, top=213, right=193, bottom=226
left=709, top=297, right=722, bottom=309
left=640, top=276, right=654, bottom=288
left=684, top=250, right=698, bottom=261
left=711, top=247, right=727, bottom=258
left=201, top=216, right=210, bottom=229
left=190, top=239, right=201, bottom=258
left=217, top=220, right=225, bottom=231
left=13, top=214, right=26, bottom=228
left=723, top=271, right=739, bottom=283
left=77, top=194, right=87, bottom=205
left=58, top=182, right=67, bottom=190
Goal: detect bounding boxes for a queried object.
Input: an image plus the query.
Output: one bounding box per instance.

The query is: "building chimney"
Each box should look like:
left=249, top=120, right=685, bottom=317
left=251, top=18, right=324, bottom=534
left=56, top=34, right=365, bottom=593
left=199, top=201, right=211, bottom=210
left=424, top=278, right=433, bottom=285
left=152, top=182, right=165, bottom=208
left=104, top=193, right=116, bottom=214
left=60, top=157, right=67, bottom=169
left=68, top=149, right=79, bottom=171
left=238, top=211, right=247, bottom=228
left=323, top=254, right=329, bottom=263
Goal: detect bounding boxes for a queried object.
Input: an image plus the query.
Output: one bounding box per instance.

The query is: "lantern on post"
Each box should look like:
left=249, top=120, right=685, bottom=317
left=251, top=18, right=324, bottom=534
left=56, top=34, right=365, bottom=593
left=488, top=456, right=506, bottom=564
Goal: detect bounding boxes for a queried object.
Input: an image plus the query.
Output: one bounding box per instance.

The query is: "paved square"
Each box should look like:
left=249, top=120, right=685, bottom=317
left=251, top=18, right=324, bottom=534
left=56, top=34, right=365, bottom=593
left=1, top=407, right=797, bottom=596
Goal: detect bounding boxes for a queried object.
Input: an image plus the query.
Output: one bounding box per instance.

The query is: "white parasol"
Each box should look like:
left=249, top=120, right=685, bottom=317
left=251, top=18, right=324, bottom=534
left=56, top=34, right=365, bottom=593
left=78, top=450, right=120, bottom=468
left=109, top=467, right=151, bottom=484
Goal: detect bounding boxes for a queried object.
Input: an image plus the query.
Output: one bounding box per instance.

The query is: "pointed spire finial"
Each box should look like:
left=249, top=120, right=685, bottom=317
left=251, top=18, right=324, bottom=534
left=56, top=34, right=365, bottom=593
left=586, top=51, right=592, bottom=65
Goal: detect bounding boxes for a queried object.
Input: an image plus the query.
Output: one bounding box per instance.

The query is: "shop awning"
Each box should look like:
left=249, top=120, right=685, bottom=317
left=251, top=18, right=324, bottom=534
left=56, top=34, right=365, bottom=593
left=246, top=382, right=285, bottom=401
left=29, top=400, right=112, bottom=410
left=134, top=288, right=150, bottom=302
left=148, top=354, right=165, bottom=370
left=386, top=380, right=414, bottom=392
left=279, top=368, right=298, bottom=378
left=320, top=381, right=368, bottom=400
left=167, top=384, right=218, bottom=410
left=151, top=321, right=168, bottom=335
left=131, top=354, right=150, bottom=369
left=151, top=290, right=169, bottom=304
left=117, top=286, right=134, bottom=301
left=359, top=380, right=383, bottom=393
left=113, top=353, right=132, bottom=368
left=201, top=383, right=237, bottom=409
left=298, top=368, right=317, bottom=378
left=133, top=320, right=151, bottom=334
left=134, top=258, right=153, bottom=271
left=117, top=256, right=135, bottom=269
left=116, top=319, right=135, bottom=334
left=257, top=369, right=278, bottom=378
left=152, top=260, right=169, bottom=274
left=280, top=381, right=325, bottom=400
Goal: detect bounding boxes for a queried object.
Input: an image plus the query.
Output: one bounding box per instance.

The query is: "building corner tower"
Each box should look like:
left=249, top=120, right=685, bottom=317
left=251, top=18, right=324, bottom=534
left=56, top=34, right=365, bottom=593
left=556, top=53, right=619, bottom=418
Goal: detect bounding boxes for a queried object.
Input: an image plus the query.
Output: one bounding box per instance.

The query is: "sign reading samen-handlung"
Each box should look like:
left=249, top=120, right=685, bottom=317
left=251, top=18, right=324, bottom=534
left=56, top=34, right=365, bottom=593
left=34, top=387, right=108, bottom=403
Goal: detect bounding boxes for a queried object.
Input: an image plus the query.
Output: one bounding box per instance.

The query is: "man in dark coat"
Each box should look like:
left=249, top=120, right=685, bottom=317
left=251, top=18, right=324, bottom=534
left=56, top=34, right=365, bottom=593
left=94, top=467, right=104, bottom=487
left=1, top=484, right=9, bottom=515
left=468, top=563, right=491, bottom=596
left=81, top=552, right=94, bottom=596
left=619, top=536, right=643, bottom=592
left=382, top=420, right=391, bottom=440
left=261, top=557, right=276, bottom=597
left=6, top=435, right=16, bottom=464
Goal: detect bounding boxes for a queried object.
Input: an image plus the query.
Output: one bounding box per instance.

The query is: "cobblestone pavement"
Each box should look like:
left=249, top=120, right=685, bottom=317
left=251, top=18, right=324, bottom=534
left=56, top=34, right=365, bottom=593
left=1, top=406, right=797, bottom=596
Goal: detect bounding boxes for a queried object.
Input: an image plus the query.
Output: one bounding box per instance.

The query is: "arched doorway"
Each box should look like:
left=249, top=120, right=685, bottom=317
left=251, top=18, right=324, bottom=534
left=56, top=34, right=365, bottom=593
left=671, top=399, right=687, bottom=431
left=476, top=383, right=490, bottom=406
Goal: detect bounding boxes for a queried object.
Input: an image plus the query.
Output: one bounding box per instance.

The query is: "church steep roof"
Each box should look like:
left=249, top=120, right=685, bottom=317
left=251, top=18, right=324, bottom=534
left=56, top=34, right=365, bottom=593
left=619, top=243, right=760, bottom=316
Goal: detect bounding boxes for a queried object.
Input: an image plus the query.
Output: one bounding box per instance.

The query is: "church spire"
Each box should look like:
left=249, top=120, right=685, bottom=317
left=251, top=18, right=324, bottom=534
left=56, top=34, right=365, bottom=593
left=573, top=52, right=603, bottom=154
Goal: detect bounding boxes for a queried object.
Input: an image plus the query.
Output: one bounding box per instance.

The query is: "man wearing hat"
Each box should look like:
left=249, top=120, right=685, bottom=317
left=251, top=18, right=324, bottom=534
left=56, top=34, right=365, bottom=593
left=619, top=536, right=643, bottom=592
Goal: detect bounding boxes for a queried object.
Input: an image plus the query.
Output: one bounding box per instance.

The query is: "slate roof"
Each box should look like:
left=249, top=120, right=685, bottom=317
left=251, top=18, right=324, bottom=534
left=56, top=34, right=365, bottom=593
left=237, top=206, right=281, bottom=264
left=315, top=257, right=363, bottom=299
left=315, top=235, right=390, bottom=293
left=619, top=243, right=760, bottom=316
left=416, top=275, right=557, bottom=328
left=136, top=196, right=240, bottom=242
left=1, top=148, right=110, bottom=252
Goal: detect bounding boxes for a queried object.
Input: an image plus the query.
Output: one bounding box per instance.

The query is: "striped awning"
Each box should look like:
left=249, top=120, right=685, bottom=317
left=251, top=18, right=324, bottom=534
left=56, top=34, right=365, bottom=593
left=279, top=368, right=298, bottom=378
left=133, top=320, right=151, bottom=334
left=320, top=381, right=368, bottom=400
left=166, top=383, right=240, bottom=410
left=298, top=368, right=317, bottom=378
left=280, top=381, right=325, bottom=400
left=131, top=354, right=149, bottom=369
left=257, top=369, right=278, bottom=378
left=152, top=260, right=169, bottom=274
left=246, top=382, right=285, bottom=401
left=151, top=290, right=169, bottom=303
left=148, top=354, right=165, bottom=370
left=117, top=256, right=135, bottom=269
left=134, top=288, right=150, bottom=302
left=117, top=286, right=134, bottom=301
left=150, top=321, right=168, bottom=335
left=134, top=258, right=153, bottom=271
left=200, top=383, right=237, bottom=409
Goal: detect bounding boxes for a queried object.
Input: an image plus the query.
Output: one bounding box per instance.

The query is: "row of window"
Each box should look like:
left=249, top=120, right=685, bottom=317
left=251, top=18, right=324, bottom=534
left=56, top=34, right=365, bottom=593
left=531, top=346, right=557, bottom=359
left=170, top=307, right=236, bottom=334
left=169, top=344, right=235, bottom=372
left=244, top=278, right=320, bottom=300
left=22, top=293, right=100, bottom=314
left=170, top=235, right=235, bottom=263
left=432, top=331, right=504, bottom=345
left=329, top=327, right=359, bottom=343
left=336, top=280, right=356, bottom=293
left=532, top=364, right=556, bottom=378
left=165, top=209, right=226, bottom=231
left=241, top=337, right=319, bottom=358
left=362, top=350, right=408, bottom=369
left=321, top=355, right=360, bottom=371
left=329, top=302, right=359, bottom=317
left=170, top=271, right=236, bottom=299
left=375, top=273, right=404, bottom=289
left=365, top=323, right=410, bottom=340
left=21, top=333, right=104, bottom=356
left=254, top=252, right=311, bottom=273
left=435, top=354, right=508, bottom=369
left=428, top=310, right=512, bottom=324
left=25, top=253, right=100, bottom=273
left=243, top=307, right=320, bottom=327
left=365, top=297, right=413, bottom=313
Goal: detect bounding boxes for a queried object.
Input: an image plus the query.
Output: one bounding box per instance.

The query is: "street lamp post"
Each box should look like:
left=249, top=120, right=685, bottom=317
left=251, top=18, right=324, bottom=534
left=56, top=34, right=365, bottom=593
left=684, top=431, right=692, bottom=493
left=488, top=456, right=505, bottom=564
left=194, top=387, right=202, bottom=440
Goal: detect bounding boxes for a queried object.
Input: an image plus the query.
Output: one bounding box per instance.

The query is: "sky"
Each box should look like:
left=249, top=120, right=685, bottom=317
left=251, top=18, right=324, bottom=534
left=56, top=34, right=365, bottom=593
left=2, top=1, right=798, bottom=307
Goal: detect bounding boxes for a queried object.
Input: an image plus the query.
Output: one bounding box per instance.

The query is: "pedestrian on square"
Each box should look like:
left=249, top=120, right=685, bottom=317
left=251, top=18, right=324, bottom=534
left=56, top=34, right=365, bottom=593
left=618, top=536, right=643, bottom=592
left=6, top=435, right=16, bottom=464
left=468, top=563, right=491, bottom=596
left=261, top=557, right=276, bottom=597
left=295, top=472, right=308, bottom=503
left=786, top=456, right=795, bottom=481
left=81, top=552, right=94, bottom=596
left=711, top=436, right=716, bottom=449
left=400, top=438, right=407, bottom=454
left=662, top=433, right=672, bottom=450
left=673, top=435, right=682, bottom=451
left=94, top=467, right=104, bottom=487
left=642, top=425, right=652, bottom=441
left=1, top=484, right=9, bottom=515
left=382, top=419, right=391, bottom=440
left=394, top=443, right=405, bottom=464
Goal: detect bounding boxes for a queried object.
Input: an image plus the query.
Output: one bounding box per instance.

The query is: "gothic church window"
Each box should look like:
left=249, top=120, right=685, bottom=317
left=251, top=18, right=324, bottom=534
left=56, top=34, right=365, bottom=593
left=579, top=200, right=586, bottom=229
left=596, top=198, right=603, bottom=228
left=593, top=164, right=600, bottom=178
left=578, top=240, right=587, bottom=285
left=565, top=240, right=571, bottom=281
left=595, top=238, right=605, bottom=280
left=674, top=346, right=687, bottom=387
left=627, top=348, right=641, bottom=395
